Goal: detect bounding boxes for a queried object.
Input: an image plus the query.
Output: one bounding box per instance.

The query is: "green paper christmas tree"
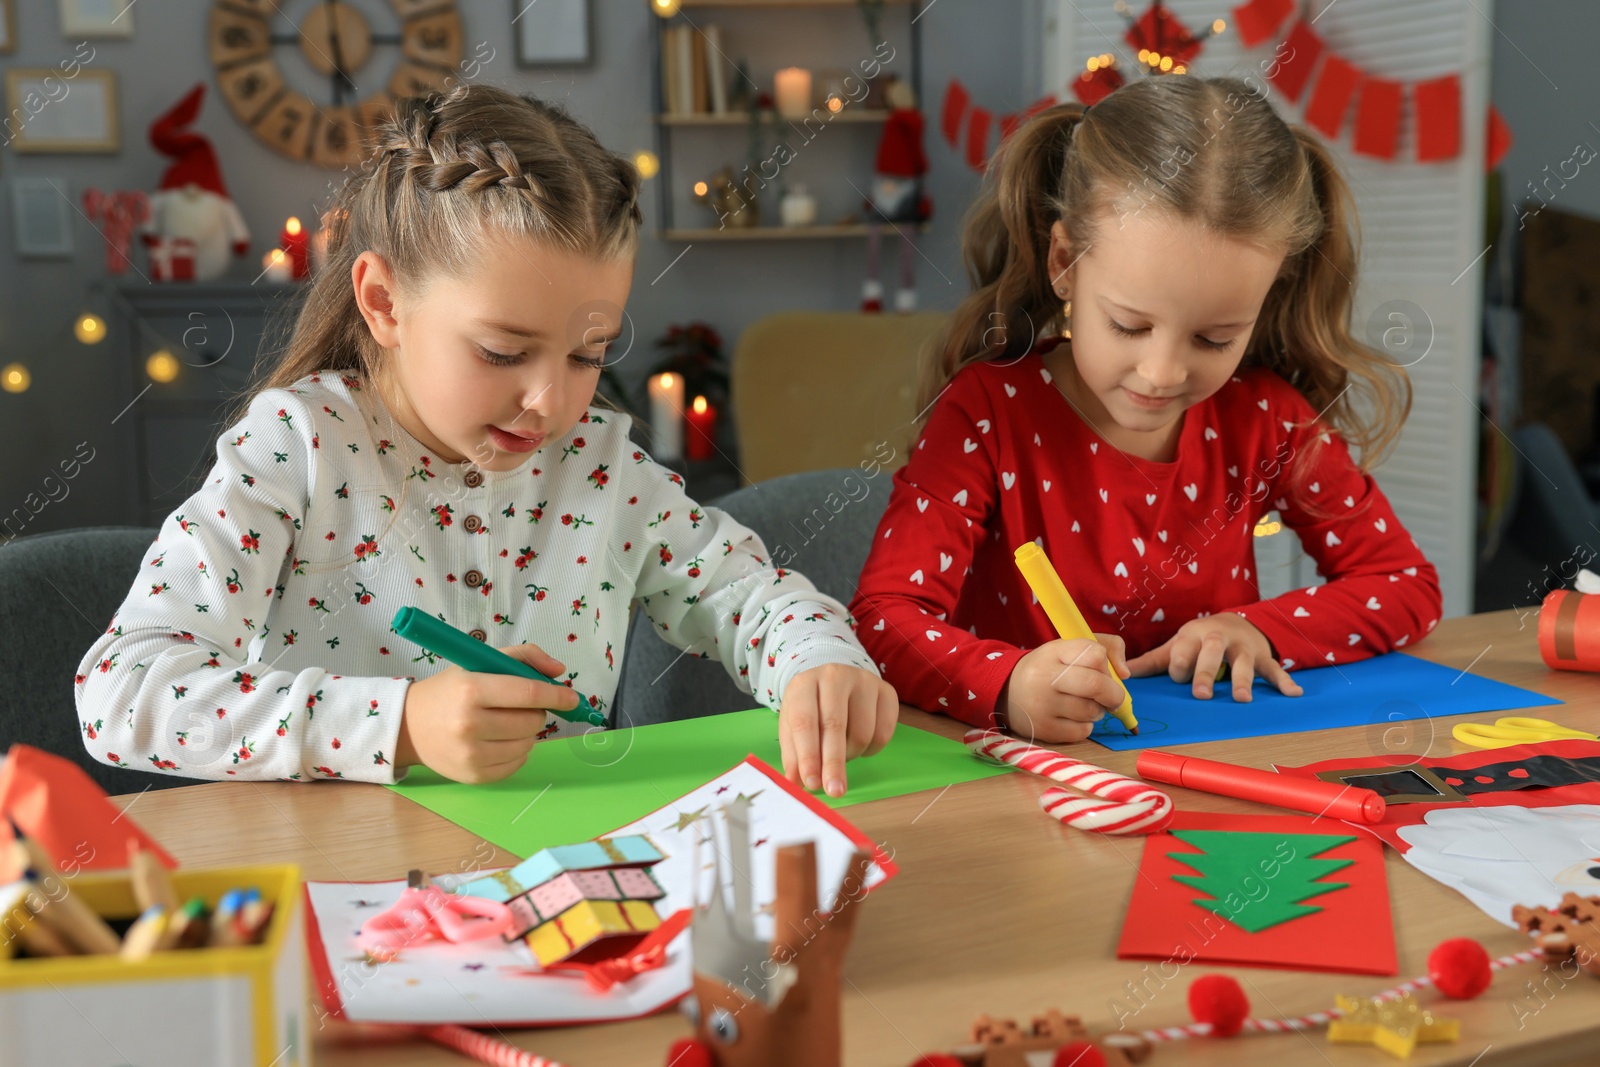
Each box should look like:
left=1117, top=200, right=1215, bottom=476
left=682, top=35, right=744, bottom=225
left=1168, top=830, right=1356, bottom=934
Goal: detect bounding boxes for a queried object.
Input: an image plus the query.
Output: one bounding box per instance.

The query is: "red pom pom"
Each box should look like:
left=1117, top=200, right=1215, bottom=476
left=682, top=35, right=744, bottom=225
left=1054, top=1041, right=1107, bottom=1067
left=1429, top=937, right=1492, bottom=999
left=666, top=1038, right=715, bottom=1067
left=1189, top=974, right=1250, bottom=1037
left=906, top=1057, right=965, bottom=1067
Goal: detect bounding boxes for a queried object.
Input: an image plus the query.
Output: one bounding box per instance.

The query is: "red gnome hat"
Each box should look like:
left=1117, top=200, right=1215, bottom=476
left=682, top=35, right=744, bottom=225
left=874, top=110, right=927, bottom=179
left=149, top=83, right=231, bottom=199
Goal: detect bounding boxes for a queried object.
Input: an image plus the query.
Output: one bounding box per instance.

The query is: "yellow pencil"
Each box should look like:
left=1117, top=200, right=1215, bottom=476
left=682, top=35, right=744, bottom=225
left=1013, top=541, right=1139, bottom=734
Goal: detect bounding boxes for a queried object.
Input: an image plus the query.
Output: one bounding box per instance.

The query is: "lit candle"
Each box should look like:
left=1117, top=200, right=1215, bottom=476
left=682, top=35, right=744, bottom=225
left=647, top=372, right=685, bottom=462
left=280, top=216, right=310, bottom=281
left=774, top=67, right=813, bottom=119
left=686, top=395, right=716, bottom=460
left=262, top=249, right=292, bottom=284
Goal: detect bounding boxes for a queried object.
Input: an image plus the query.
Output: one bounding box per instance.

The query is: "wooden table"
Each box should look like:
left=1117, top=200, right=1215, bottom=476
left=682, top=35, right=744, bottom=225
left=114, top=610, right=1600, bottom=1066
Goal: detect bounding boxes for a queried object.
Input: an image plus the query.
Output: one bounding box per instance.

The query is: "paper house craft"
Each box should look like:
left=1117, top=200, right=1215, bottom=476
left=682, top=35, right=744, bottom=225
left=454, top=834, right=667, bottom=967
left=453, top=834, right=662, bottom=902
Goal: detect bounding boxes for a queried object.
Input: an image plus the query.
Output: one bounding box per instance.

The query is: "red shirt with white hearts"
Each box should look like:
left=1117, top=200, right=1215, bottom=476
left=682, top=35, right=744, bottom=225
left=850, top=343, right=1442, bottom=727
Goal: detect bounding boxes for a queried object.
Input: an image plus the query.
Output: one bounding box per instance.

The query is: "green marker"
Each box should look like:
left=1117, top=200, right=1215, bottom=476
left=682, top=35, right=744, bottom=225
left=390, top=607, right=605, bottom=728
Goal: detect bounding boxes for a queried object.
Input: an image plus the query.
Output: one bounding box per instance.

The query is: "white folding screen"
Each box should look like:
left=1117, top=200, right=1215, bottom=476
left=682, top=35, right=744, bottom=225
left=1042, top=0, right=1492, bottom=616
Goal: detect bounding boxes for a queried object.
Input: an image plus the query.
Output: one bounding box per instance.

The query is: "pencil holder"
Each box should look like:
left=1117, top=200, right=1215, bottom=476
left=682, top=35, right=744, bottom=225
left=1539, top=589, right=1600, bottom=672
left=0, top=862, right=307, bottom=1067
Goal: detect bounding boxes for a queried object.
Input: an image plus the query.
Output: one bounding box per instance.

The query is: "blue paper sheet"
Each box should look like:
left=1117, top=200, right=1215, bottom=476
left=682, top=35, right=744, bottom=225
left=1091, top=652, right=1562, bottom=751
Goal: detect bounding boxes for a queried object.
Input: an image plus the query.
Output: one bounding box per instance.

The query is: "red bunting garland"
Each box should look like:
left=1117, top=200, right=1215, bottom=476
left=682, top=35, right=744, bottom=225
left=1241, top=12, right=1507, bottom=169
left=1267, top=19, right=1325, bottom=103
left=938, top=0, right=1516, bottom=175
left=940, top=80, right=970, bottom=148
left=939, top=82, right=1060, bottom=172
left=965, top=106, right=993, bottom=171
left=1303, top=52, right=1360, bottom=139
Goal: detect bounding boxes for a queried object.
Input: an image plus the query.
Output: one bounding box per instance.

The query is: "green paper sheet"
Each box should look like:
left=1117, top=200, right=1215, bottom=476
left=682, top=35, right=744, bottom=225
left=389, top=709, right=1012, bottom=857
left=1169, top=829, right=1355, bottom=934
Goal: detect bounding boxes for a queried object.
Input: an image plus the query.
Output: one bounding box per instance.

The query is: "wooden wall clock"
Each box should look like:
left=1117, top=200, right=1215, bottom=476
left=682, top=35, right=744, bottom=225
left=209, top=0, right=463, bottom=168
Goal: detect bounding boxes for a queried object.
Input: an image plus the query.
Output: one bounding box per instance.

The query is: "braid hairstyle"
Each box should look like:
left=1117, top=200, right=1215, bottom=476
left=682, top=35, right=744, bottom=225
left=260, top=84, right=642, bottom=395
left=921, top=75, right=1410, bottom=481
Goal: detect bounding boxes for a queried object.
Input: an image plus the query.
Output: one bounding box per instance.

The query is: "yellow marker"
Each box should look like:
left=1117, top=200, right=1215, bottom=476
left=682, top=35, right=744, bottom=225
left=1013, top=541, right=1138, bottom=734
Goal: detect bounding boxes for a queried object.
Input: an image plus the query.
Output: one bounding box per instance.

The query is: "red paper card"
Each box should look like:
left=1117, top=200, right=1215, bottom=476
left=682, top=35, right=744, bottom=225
left=966, top=105, right=993, bottom=171
left=1117, top=811, right=1397, bottom=975
left=941, top=79, right=970, bottom=147
left=1354, top=77, right=1404, bottom=159
left=1486, top=103, right=1513, bottom=171
left=0, top=744, right=176, bottom=882
left=1413, top=74, right=1461, bottom=162
left=1231, top=0, right=1294, bottom=49
left=1267, top=19, right=1325, bottom=103
left=1304, top=52, right=1361, bottom=140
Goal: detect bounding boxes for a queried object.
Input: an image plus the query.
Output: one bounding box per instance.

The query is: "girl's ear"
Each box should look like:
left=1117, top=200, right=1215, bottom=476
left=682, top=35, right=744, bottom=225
left=1047, top=220, right=1076, bottom=299
left=352, top=251, right=401, bottom=349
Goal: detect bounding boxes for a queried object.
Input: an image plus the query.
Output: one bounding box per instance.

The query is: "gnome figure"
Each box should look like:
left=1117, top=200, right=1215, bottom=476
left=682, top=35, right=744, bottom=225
left=144, top=84, right=250, bottom=282
left=862, top=75, right=931, bottom=313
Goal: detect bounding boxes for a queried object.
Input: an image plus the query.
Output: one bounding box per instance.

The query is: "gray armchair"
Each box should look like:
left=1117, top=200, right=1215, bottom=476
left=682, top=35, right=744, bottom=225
left=612, top=467, right=891, bottom=727
left=0, top=526, right=173, bottom=794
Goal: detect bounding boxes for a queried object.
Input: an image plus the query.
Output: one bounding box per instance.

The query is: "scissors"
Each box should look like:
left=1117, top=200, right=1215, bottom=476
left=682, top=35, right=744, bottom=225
left=356, top=869, right=513, bottom=961
left=1451, top=717, right=1598, bottom=750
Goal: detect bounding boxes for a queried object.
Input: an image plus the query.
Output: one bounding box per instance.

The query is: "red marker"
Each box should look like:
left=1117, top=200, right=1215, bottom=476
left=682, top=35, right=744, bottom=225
left=1137, top=750, right=1387, bottom=823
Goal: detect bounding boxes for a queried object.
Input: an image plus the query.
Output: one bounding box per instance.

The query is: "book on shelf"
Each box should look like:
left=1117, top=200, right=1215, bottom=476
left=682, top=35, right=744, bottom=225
left=674, top=25, right=694, bottom=116
left=660, top=23, right=726, bottom=117
left=706, top=25, right=728, bottom=115
left=691, top=28, right=708, bottom=114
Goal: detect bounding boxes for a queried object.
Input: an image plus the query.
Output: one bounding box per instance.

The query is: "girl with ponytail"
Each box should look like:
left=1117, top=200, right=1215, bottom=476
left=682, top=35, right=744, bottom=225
left=80, top=85, right=893, bottom=791
left=852, top=75, right=1440, bottom=742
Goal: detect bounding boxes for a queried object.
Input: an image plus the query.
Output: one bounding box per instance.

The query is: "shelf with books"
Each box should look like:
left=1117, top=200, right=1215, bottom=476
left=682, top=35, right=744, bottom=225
left=649, top=1, right=923, bottom=239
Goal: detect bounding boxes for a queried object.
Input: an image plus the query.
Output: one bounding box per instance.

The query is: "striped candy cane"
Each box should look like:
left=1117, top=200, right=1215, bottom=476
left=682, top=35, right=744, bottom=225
left=1135, top=950, right=1544, bottom=1043
left=964, top=729, right=1174, bottom=835
left=421, top=1025, right=569, bottom=1067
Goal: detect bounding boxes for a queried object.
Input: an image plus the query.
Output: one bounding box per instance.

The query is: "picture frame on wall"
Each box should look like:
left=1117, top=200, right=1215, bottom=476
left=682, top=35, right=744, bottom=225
left=10, top=177, right=75, bottom=257
left=513, top=0, right=592, bottom=67
left=4, top=69, right=120, bottom=153
left=58, top=0, right=134, bottom=38
left=0, top=0, right=15, bottom=55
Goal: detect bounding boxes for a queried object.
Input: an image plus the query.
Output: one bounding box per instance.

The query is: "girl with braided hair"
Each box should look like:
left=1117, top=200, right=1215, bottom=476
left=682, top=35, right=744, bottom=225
left=79, top=85, right=895, bottom=792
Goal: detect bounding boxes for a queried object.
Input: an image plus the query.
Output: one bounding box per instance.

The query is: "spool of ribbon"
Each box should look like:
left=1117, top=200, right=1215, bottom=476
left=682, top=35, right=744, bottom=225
left=1538, top=588, right=1600, bottom=673
left=964, top=728, right=1174, bottom=835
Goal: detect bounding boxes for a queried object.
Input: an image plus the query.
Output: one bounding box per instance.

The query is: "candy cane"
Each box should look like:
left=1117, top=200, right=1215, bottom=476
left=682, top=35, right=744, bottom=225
left=964, top=729, right=1174, bottom=835
left=420, top=1024, right=569, bottom=1067
left=1135, top=950, right=1544, bottom=1043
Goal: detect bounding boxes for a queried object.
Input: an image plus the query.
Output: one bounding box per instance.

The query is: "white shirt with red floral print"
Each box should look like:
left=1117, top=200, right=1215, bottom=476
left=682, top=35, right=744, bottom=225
left=76, top=373, right=876, bottom=783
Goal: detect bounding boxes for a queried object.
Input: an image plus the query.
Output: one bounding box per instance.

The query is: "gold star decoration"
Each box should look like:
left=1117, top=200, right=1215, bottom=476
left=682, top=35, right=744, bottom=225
left=1327, top=994, right=1459, bottom=1059
left=673, top=805, right=709, bottom=831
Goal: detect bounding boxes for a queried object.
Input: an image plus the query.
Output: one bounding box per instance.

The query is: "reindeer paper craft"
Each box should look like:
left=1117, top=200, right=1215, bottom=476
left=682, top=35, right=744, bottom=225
left=670, top=796, right=870, bottom=1067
